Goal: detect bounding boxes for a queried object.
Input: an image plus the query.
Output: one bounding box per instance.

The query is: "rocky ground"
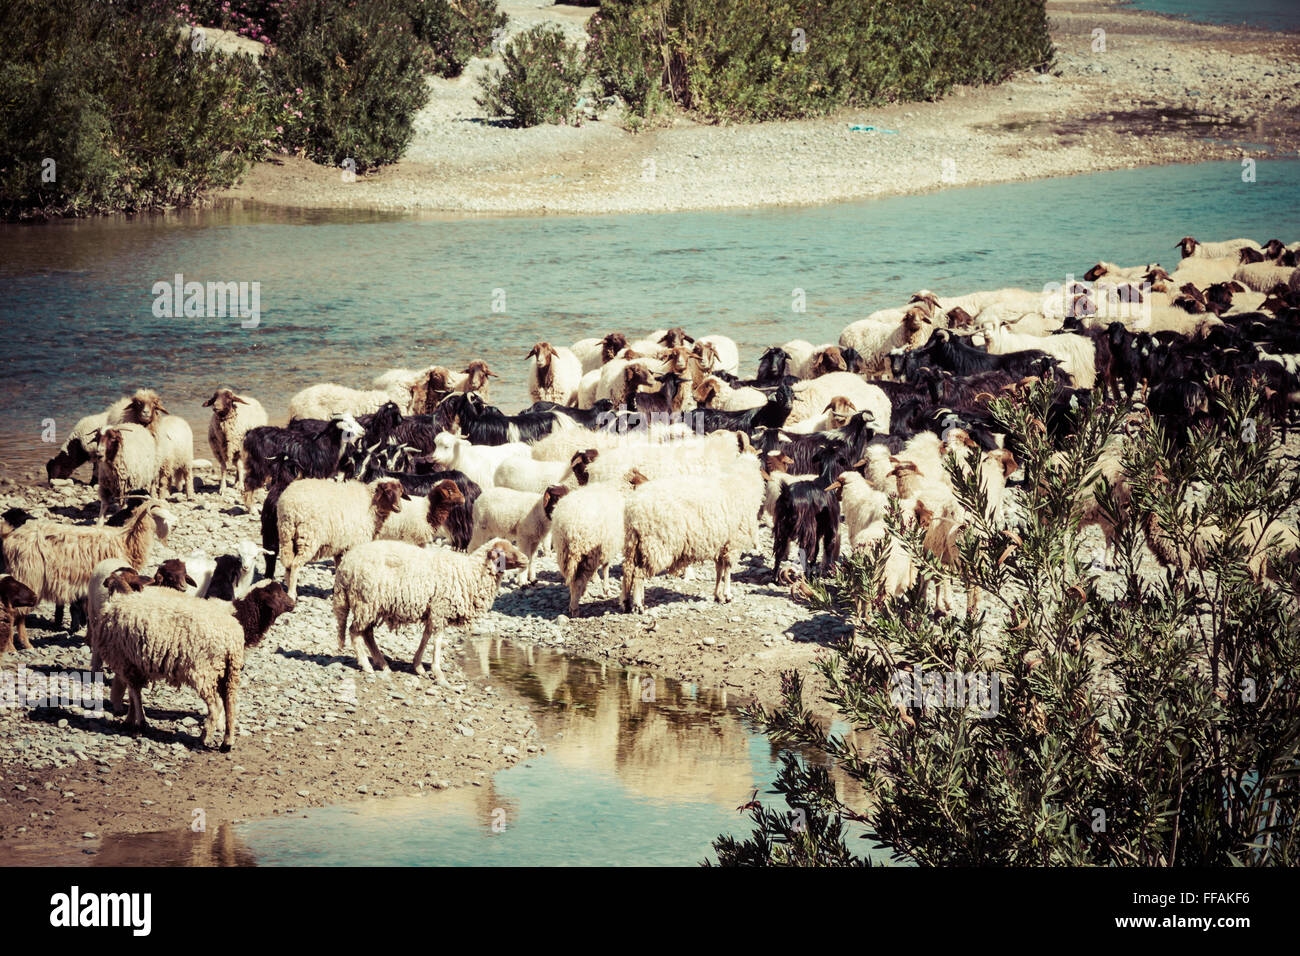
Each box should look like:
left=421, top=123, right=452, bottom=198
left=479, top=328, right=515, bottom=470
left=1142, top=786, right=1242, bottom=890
left=216, top=0, right=1300, bottom=216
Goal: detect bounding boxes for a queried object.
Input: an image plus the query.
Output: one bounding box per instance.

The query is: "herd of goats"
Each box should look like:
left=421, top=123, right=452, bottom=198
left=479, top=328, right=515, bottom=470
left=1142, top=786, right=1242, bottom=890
left=1, top=233, right=1298, bottom=749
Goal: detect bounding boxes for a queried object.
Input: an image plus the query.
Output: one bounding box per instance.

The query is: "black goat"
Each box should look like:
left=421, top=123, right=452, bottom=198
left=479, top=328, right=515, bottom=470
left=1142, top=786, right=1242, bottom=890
left=894, top=329, right=1062, bottom=381
left=432, top=392, right=567, bottom=445
left=772, top=454, right=841, bottom=579
left=686, top=384, right=794, bottom=434
left=241, top=415, right=365, bottom=502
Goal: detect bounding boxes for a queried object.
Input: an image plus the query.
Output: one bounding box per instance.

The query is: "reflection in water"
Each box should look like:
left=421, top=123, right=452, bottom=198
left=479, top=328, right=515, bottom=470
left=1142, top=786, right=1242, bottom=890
left=29, top=640, right=877, bottom=866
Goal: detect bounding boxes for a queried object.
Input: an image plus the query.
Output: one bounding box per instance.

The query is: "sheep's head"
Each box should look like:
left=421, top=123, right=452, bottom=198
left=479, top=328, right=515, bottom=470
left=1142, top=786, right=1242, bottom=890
left=134, top=501, right=176, bottom=542
left=1175, top=236, right=1198, bottom=258
left=542, top=484, right=570, bottom=519
left=432, top=431, right=460, bottom=465
left=425, top=366, right=453, bottom=395
left=692, top=341, right=720, bottom=370
left=943, top=428, right=979, bottom=455
left=46, top=438, right=90, bottom=481
left=0, top=575, right=38, bottom=610
left=1, top=507, right=33, bottom=539
left=202, top=388, right=248, bottom=420
left=908, top=291, right=941, bottom=315
left=693, top=378, right=721, bottom=407
left=624, top=364, right=655, bottom=394
left=104, top=568, right=148, bottom=597
left=372, top=479, right=409, bottom=517
left=1082, top=263, right=1108, bottom=282
left=236, top=539, right=272, bottom=571
left=902, top=305, right=933, bottom=338
left=333, top=414, right=366, bottom=447
left=127, top=389, right=167, bottom=427
left=911, top=499, right=935, bottom=529
left=1264, top=238, right=1286, bottom=259
left=427, top=479, right=466, bottom=528
left=809, top=347, right=848, bottom=378
left=601, top=333, right=629, bottom=363
left=659, top=327, right=694, bottom=348
left=763, top=451, right=794, bottom=475
left=483, top=538, right=528, bottom=574
left=569, top=449, right=599, bottom=486
left=1238, top=246, right=1266, bottom=264
left=944, top=306, right=974, bottom=330
left=624, top=467, right=649, bottom=488
left=152, top=559, right=196, bottom=591
left=824, top=396, right=856, bottom=428
left=236, top=581, right=296, bottom=647
left=462, top=360, right=496, bottom=391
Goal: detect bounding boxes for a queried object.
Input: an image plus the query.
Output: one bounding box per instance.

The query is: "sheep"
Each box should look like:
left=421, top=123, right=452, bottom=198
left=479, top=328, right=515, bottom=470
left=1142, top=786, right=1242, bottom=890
left=1176, top=237, right=1262, bottom=260
left=0, top=500, right=175, bottom=648
left=94, top=423, right=158, bottom=523
left=576, top=368, right=603, bottom=409
left=528, top=418, right=695, bottom=463
left=0, top=575, right=39, bottom=655
left=839, top=306, right=934, bottom=375
left=85, top=557, right=195, bottom=670
left=429, top=432, right=529, bottom=491
left=527, top=342, right=583, bottom=406
left=694, top=375, right=767, bottom=412
left=363, top=471, right=479, bottom=550
left=779, top=339, right=832, bottom=378
left=150, top=414, right=196, bottom=501
left=45, top=397, right=132, bottom=482
left=782, top=396, right=856, bottom=435
left=289, top=382, right=410, bottom=421
left=849, top=520, right=918, bottom=601
left=275, top=478, right=409, bottom=600
left=1171, top=256, right=1239, bottom=289
left=467, top=485, right=569, bottom=583
left=203, top=389, right=269, bottom=494
left=980, top=321, right=1097, bottom=388
left=571, top=333, right=630, bottom=374
left=493, top=455, right=571, bottom=494
left=694, top=335, right=741, bottom=376
left=787, top=374, right=891, bottom=431
left=332, top=538, right=528, bottom=685
left=1082, top=262, right=1160, bottom=282
left=550, top=470, right=648, bottom=615
left=621, top=455, right=764, bottom=612
left=97, top=580, right=294, bottom=749
left=1234, top=262, right=1296, bottom=293
left=567, top=430, right=748, bottom=486
left=829, top=471, right=889, bottom=542
left=180, top=540, right=268, bottom=599
left=1143, top=510, right=1300, bottom=584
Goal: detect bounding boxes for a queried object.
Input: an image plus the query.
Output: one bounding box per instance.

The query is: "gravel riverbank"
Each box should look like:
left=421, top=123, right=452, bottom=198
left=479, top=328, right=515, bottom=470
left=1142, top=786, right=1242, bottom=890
left=216, top=0, right=1300, bottom=216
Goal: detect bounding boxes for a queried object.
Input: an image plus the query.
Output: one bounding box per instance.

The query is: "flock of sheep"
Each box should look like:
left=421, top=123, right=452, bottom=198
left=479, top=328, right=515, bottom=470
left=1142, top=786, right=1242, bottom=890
left=2, top=232, right=1299, bottom=751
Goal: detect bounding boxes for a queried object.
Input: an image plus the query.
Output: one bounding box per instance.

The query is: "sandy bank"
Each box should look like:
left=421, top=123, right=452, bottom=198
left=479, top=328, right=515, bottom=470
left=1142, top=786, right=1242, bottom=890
left=216, top=0, right=1300, bottom=217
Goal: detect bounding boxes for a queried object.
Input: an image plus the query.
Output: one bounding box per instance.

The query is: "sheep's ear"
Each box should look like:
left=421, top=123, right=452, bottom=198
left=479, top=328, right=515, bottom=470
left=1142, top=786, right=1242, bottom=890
left=185, top=575, right=198, bottom=588
left=202, top=393, right=217, bottom=407
left=527, top=345, right=539, bottom=359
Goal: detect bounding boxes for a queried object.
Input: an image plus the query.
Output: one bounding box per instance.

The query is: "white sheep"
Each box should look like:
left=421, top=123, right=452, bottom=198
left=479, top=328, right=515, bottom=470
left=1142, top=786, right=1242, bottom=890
left=94, top=424, right=158, bottom=523
left=152, top=415, right=195, bottom=500
left=621, top=455, right=764, bottom=612
left=275, top=478, right=409, bottom=600
left=567, top=430, right=746, bottom=486
left=288, top=382, right=407, bottom=421
left=576, top=368, right=604, bottom=409
left=782, top=396, right=856, bottom=435
left=204, top=389, right=268, bottom=494
left=493, top=455, right=571, bottom=494
left=97, top=580, right=295, bottom=749
left=1171, top=256, right=1238, bottom=289
left=694, top=375, right=766, bottom=412
left=838, top=306, right=933, bottom=375
left=1176, top=237, right=1262, bottom=259
left=787, top=374, right=891, bottom=430
left=467, top=485, right=569, bottom=583
left=430, top=432, right=529, bottom=490
left=571, top=334, right=629, bottom=374
left=550, top=471, right=647, bottom=615
left=528, top=420, right=696, bottom=463
left=830, top=472, right=889, bottom=541
left=332, top=538, right=528, bottom=685
left=1, top=500, right=175, bottom=649
left=980, top=321, right=1097, bottom=388
left=695, top=335, right=741, bottom=376
left=527, top=342, right=583, bottom=406
left=1233, top=262, right=1295, bottom=293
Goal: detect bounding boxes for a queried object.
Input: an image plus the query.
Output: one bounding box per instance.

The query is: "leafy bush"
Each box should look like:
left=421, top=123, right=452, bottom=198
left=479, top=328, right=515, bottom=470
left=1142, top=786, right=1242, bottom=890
left=476, top=24, right=586, bottom=127
left=263, top=0, right=430, bottom=171
left=404, top=0, right=506, bottom=78
left=714, top=384, right=1300, bottom=866
left=589, top=0, right=1056, bottom=123
left=0, top=0, right=271, bottom=220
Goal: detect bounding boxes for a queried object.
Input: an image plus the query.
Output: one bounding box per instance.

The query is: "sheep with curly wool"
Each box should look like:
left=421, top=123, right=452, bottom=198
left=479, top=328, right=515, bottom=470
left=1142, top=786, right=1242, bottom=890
left=333, top=538, right=528, bottom=685
left=694, top=336, right=741, bottom=376
left=275, top=478, right=408, bottom=600
left=528, top=419, right=695, bottom=463
left=694, top=376, right=766, bottom=412
left=527, top=342, right=583, bottom=406
left=1233, top=262, right=1296, bottom=293
left=94, top=423, right=158, bottom=523
left=567, top=430, right=748, bottom=486
left=467, top=485, right=569, bottom=583
left=786, top=374, right=891, bottom=430
left=571, top=333, right=630, bottom=374
left=0, top=500, right=175, bottom=650
left=550, top=470, right=647, bottom=615
left=45, top=396, right=133, bottom=482
left=621, top=455, right=764, bottom=612
left=289, top=382, right=411, bottom=421
left=98, top=580, right=294, bottom=749
left=838, top=306, right=934, bottom=376
left=980, top=321, right=1097, bottom=388
left=86, top=557, right=195, bottom=670
left=204, top=389, right=268, bottom=494
left=1176, top=236, right=1262, bottom=260
left=493, top=455, right=571, bottom=494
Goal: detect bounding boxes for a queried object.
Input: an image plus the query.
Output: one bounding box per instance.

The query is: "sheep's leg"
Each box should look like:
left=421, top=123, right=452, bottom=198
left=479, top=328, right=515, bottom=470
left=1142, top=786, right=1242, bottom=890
left=110, top=674, right=126, bottom=716
left=349, top=621, right=375, bottom=673
left=14, top=612, right=31, bottom=650
left=622, top=563, right=644, bottom=613
left=197, top=685, right=222, bottom=748
left=334, top=603, right=350, bottom=654
left=216, top=460, right=227, bottom=495
left=54, top=603, right=65, bottom=629
left=715, top=551, right=734, bottom=603
left=362, top=627, right=388, bottom=671
left=599, top=563, right=611, bottom=597
left=412, top=618, right=450, bottom=687
left=127, top=684, right=147, bottom=731
left=184, top=467, right=194, bottom=500
left=218, top=667, right=239, bottom=751
left=0, top=614, right=13, bottom=656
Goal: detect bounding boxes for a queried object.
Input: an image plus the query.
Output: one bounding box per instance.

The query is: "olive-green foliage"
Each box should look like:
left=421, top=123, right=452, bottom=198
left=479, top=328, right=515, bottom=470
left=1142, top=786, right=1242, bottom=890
left=476, top=24, right=587, bottom=128
left=404, top=0, right=507, bottom=78
left=590, top=0, right=1055, bottom=122
left=264, top=0, right=430, bottom=171
left=714, top=384, right=1300, bottom=866
left=0, top=0, right=271, bottom=219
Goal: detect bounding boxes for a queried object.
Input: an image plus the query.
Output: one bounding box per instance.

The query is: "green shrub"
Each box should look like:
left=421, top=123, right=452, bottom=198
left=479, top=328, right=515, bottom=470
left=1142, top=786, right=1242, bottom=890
left=404, top=0, right=507, bottom=78
left=264, top=0, right=430, bottom=171
left=714, top=384, right=1300, bottom=866
left=589, top=0, right=1055, bottom=123
left=476, top=24, right=586, bottom=127
left=0, top=0, right=271, bottom=220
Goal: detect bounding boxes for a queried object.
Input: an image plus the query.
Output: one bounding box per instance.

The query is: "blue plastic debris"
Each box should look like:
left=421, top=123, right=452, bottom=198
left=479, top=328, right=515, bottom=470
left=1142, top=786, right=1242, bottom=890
left=849, top=124, right=899, bottom=133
